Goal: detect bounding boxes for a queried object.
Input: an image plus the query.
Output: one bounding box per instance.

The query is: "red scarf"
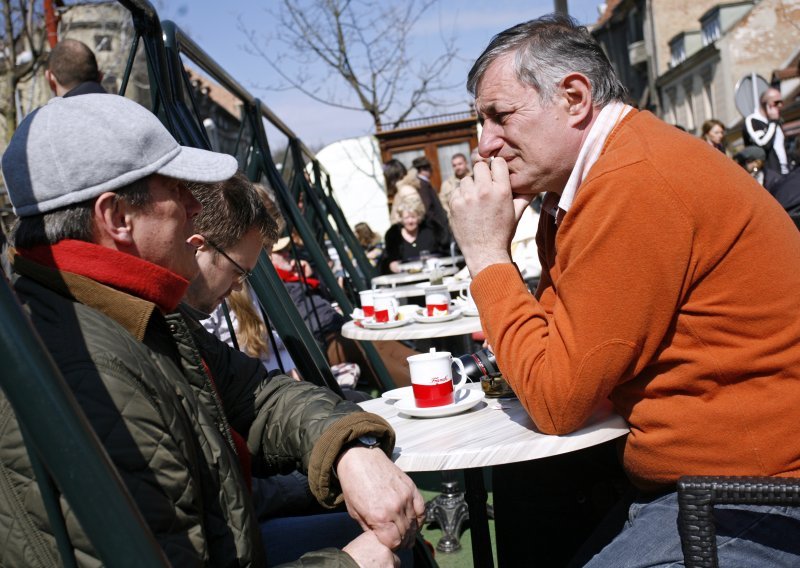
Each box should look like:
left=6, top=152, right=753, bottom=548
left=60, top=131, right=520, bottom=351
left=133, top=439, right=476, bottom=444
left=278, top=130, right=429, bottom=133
left=18, top=239, right=189, bottom=313
left=275, top=265, right=320, bottom=289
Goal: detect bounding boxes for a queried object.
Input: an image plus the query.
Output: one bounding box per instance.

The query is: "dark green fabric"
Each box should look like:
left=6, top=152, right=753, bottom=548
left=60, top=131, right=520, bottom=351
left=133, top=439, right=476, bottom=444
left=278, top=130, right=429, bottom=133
left=0, top=265, right=387, bottom=567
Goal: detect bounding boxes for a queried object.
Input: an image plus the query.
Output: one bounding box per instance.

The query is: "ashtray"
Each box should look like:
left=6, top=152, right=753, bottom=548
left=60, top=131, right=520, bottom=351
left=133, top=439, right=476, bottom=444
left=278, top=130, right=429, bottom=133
left=480, top=375, right=516, bottom=398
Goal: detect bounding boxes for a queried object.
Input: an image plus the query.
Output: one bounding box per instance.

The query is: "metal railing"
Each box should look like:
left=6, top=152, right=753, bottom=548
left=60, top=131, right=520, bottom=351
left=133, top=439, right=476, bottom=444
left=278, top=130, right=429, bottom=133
left=118, top=0, right=396, bottom=391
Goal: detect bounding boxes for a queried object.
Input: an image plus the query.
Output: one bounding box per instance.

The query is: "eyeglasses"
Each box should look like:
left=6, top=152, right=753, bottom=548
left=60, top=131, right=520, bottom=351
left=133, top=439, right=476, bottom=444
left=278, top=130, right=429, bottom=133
left=206, top=239, right=252, bottom=284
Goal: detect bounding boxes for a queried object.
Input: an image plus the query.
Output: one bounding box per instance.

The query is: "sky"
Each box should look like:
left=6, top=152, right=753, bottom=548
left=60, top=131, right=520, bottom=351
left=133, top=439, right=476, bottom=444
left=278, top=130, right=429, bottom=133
left=154, top=0, right=606, bottom=149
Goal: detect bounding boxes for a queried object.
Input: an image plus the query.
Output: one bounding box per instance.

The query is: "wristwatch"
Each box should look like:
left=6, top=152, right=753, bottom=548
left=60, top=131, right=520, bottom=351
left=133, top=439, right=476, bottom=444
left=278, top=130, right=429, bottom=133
left=349, top=434, right=380, bottom=449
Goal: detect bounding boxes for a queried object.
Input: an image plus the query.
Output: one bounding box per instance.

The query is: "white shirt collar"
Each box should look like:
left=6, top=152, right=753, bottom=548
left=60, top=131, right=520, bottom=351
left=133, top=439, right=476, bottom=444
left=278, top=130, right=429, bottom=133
left=546, top=101, right=633, bottom=221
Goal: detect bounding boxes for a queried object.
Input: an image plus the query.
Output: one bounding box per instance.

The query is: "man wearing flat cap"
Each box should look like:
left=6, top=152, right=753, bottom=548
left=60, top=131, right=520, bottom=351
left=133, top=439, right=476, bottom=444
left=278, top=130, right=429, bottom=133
left=0, top=94, right=422, bottom=567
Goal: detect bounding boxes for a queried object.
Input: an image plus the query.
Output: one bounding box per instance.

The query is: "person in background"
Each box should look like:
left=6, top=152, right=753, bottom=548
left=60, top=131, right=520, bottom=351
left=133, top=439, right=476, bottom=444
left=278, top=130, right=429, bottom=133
left=354, top=221, right=384, bottom=266
left=743, top=87, right=790, bottom=176
left=450, top=14, right=800, bottom=566
left=271, top=229, right=418, bottom=389
left=734, top=145, right=782, bottom=190
left=381, top=193, right=444, bottom=274
left=700, top=118, right=725, bottom=153
left=411, top=156, right=452, bottom=248
left=45, top=38, right=106, bottom=97
left=440, top=152, right=472, bottom=218
left=386, top=159, right=424, bottom=223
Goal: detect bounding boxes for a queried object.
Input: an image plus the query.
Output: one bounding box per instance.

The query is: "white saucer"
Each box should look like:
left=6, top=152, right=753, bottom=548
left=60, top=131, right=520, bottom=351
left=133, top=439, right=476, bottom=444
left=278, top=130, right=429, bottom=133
left=415, top=308, right=462, bottom=324
left=461, top=307, right=479, bottom=317
left=350, top=308, right=366, bottom=322
left=381, top=386, right=413, bottom=399
left=361, top=318, right=411, bottom=330
left=393, top=388, right=485, bottom=418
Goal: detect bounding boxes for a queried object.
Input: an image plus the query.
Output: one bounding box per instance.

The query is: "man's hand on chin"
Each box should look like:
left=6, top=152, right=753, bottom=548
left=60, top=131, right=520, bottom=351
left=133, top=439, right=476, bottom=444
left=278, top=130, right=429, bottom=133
left=336, top=446, right=426, bottom=550
left=449, top=157, right=533, bottom=277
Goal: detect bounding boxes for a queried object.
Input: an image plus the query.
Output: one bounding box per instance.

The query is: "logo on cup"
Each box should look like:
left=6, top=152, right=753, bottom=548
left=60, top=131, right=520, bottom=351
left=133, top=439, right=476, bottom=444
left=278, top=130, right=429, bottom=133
left=424, top=285, right=449, bottom=317
left=407, top=350, right=467, bottom=408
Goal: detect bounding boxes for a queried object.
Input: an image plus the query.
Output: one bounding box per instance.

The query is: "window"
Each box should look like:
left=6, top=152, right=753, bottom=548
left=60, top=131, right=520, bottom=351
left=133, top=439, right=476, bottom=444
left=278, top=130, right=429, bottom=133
left=94, top=34, right=113, bottom=52
left=670, top=38, right=686, bottom=67
left=391, top=149, right=425, bottom=170
left=701, top=15, right=721, bottom=46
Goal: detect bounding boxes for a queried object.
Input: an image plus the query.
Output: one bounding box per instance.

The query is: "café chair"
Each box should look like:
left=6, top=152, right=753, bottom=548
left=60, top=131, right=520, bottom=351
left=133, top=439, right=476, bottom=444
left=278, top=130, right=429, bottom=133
left=677, top=475, right=800, bottom=568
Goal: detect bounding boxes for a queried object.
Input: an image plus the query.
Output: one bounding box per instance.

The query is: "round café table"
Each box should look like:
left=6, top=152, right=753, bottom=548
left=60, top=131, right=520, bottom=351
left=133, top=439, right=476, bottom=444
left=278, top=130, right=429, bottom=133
left=359, top=384, right=629, bottom=568
left=371, top=266, right=458, bottom=287
left=341, top=313, right=482, bottom=341
left=370, top=277, right=471, bottom=300
left=397, top=255, right=464, bottom=272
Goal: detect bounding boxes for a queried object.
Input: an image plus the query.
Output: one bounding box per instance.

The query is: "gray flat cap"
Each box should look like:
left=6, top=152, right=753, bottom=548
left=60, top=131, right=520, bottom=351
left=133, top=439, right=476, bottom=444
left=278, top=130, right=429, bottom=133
left=1, top=94, right=238, bottom=217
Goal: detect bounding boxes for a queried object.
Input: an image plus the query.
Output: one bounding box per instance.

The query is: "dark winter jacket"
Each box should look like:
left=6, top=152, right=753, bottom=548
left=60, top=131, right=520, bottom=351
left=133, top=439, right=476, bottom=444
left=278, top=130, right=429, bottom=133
left=0, top=254, right=394, bottom=567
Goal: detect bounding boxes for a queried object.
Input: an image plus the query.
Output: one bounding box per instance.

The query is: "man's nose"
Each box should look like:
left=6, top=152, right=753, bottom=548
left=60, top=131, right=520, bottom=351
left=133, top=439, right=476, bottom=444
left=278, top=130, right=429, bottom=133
left=477, top=124, right=503, bottom=159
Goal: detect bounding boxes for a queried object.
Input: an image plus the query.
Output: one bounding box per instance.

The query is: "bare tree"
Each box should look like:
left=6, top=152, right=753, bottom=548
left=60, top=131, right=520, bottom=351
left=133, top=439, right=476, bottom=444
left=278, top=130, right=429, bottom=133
left=239, top=0, right=459, bottom=131
left=1, top=0, right=47, bottom=143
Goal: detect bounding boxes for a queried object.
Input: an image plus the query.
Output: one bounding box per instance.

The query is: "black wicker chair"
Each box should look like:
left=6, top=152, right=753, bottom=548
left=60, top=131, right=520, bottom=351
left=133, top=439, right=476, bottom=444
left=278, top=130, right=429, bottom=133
left=677, top=476, right=800, bottom=568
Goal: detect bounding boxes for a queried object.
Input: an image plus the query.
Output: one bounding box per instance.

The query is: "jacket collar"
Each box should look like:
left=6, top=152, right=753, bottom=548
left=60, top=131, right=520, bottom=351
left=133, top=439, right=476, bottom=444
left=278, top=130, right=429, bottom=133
left=13, top=251, right=157, bottom=341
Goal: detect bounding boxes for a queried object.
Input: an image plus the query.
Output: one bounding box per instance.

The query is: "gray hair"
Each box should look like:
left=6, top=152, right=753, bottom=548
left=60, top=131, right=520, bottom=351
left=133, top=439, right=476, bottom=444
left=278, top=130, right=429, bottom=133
left=467, top=14, right=626, bottom=107
left=395, top=194, right=425, bottom=220
left=12, top=177, right=152, bottom=248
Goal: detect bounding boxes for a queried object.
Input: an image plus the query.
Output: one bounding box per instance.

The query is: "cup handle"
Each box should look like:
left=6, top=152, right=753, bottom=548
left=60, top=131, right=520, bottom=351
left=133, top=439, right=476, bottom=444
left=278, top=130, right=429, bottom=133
left=452, top=358, right=467, bottom=388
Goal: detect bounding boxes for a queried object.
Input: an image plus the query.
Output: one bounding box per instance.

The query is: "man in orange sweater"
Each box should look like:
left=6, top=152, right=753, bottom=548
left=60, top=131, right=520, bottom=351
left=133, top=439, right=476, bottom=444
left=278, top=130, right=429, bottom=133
left=449, top=14, right=800, bottom=566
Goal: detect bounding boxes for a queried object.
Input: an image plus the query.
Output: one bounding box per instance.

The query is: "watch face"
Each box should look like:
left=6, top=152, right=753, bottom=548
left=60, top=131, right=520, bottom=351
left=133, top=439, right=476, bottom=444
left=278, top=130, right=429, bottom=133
left=357, top=435, right=380, bottom=448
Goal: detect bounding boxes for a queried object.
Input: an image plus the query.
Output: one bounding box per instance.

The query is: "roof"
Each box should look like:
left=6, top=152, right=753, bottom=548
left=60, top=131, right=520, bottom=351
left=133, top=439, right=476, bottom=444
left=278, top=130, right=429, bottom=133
left=592, top=0, right=624, bottom=31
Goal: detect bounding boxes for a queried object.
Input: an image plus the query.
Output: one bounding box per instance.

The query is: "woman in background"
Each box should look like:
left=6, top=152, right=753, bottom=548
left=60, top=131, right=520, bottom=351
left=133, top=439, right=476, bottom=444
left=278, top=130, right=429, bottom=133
left=354, top=221, right=383, bottom=266
left=380, top=193, right=443, bottom=274
left=701, top=119, right=726, bottom=153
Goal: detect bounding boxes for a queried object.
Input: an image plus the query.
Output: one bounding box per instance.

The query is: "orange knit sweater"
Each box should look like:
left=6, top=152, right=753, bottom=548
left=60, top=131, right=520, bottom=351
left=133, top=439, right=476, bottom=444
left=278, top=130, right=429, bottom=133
left=472, top=110, right=800, bottom=491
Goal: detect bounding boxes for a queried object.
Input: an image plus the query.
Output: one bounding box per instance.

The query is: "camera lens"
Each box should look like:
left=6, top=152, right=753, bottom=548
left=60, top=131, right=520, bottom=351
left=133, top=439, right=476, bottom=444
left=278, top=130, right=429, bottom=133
left=453, top=348, right=500, bottom=381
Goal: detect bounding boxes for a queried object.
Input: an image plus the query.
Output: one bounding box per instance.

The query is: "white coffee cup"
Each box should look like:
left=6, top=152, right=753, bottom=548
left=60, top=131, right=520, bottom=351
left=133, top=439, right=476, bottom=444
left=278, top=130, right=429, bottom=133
left=359, top=290, right=375, bottom=320
left=407, top=350, right=467, bottom=408
left=373, top=292, right=399, bottom=323
left=459, top=287, right=477, bottom=312
left=424, top=285, right=450, bottom=317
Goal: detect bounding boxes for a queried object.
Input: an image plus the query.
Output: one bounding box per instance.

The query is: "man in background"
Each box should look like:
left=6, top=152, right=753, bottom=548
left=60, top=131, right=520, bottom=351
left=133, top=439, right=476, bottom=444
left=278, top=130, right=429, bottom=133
left=440, top=152, right=471, bottom=218
left=743, top=87, right=790, bottom=176
left=45, top=38, right=106, bottom=97
left=411, top=155, right=451, bottom=248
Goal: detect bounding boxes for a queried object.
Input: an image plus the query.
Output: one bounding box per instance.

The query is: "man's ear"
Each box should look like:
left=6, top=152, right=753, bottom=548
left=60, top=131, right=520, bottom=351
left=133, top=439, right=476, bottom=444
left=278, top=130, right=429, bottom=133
left=187, top=234, right=206, bottom=252
left=94, top=192, right=133, bottom=248
left=44, top=70, right=59, bottom=95
left=560, top=72, right=593, bottom=127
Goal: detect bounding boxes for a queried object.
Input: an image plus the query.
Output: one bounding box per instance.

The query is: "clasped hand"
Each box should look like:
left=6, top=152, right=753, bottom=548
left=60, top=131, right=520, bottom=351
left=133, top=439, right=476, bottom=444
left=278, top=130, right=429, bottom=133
left=449, top=157, right=533, bottom=277
left=336, top=446, right=426, bottom=549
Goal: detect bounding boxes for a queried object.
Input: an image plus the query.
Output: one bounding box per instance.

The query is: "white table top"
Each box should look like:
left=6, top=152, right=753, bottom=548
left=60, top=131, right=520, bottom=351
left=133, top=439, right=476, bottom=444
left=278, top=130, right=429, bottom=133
left=379, top=277, right=470, bottom=299
left=342, top=313, right=483, bottom=341
left=371, top=266, right=458, bottom=287
left=397, top=256, right=464, bottom=271
left=359, top=384, right=629, bottom=472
